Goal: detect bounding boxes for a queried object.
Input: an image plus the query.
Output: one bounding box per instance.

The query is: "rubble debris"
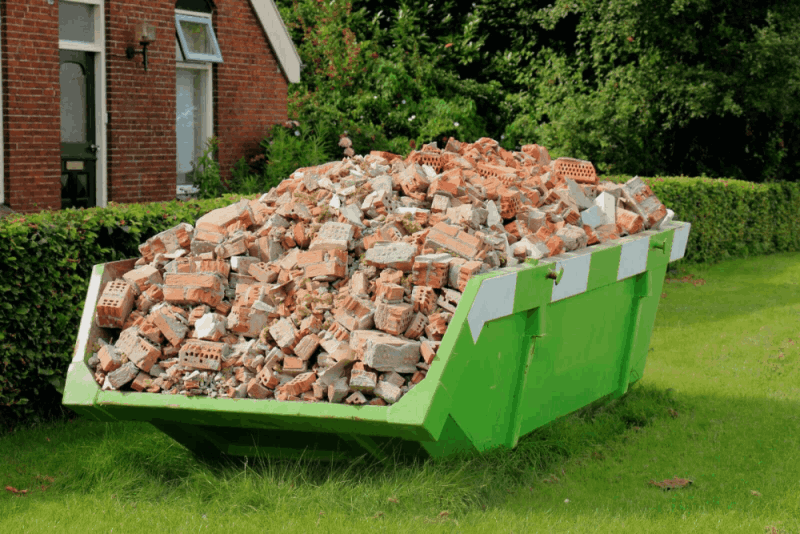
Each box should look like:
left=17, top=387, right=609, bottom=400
left=88, top=138, right=671, bottom=405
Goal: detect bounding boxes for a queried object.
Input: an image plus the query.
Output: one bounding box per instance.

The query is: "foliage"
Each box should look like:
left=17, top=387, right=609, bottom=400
left=190, top=138, right=227, bottom=200
left=273, top=0, right=502, bottom=161
left=0, top=195, right=255, bottom=429
left=262, top=121, right=338, bottom=184
left=459, top=0, right=800, bottom=181
left=226, top=157, right=263, bottom=196
left=256, top=0, right=800, bottom=186
left=631, top=176, right=800, bottom=264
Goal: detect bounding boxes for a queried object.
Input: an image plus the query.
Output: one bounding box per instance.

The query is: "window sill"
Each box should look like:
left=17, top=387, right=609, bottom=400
left=176, top=184, right=200, bottom=201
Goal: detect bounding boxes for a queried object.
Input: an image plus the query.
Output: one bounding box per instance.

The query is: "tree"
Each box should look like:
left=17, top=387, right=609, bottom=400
left=463, top=0, right=800, bottom=181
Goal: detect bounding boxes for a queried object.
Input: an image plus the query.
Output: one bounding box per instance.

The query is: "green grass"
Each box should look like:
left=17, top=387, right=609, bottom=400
left=2, top=252, right=800, bottom=533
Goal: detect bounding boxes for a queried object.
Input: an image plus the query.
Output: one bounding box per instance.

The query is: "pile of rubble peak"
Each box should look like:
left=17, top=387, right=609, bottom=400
left=87, top=137, right=672, bottom=405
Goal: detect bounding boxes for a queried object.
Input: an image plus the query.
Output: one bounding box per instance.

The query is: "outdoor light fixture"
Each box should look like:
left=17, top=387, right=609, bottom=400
left=126, top=22, right=156, bottom=72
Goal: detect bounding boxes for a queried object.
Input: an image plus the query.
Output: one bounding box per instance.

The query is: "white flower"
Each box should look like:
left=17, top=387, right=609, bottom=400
left=402, top=99, right=406, bottom=104
left=453, top=122, right=459, bottom=127
left=501, top=134, right=506, bottom=140
left=408, top=114, right=416, bottom=122
left=374, top=95, right=378, bottom=99
left=294, top=130, right=300, bottom=137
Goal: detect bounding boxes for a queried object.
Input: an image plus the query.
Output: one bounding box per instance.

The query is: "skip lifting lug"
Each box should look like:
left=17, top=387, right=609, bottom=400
left=546, top=268, right=564, bottom=285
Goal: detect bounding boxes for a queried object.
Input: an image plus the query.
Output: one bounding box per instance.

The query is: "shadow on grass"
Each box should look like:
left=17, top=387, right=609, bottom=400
left=0, top=383, right=672, bottom=501
left=4, top=383, right=800, bottom=524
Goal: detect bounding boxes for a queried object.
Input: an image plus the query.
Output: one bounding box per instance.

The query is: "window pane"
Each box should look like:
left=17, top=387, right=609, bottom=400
left=176, top=0, right=212, bottom=13
left=176, top=69, right=206, bottom=184
left=178, top=20, right=213, bottom=55
left=60, top=62, right=87, bottom=143
left=59, top=1, right=95, bottom=43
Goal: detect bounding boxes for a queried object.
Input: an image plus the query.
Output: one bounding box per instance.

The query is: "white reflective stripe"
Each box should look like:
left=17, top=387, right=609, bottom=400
left=617, top=235, right=650, bottom=280
left=550, top=250, right=592, bottom=302
left=467, top=272, right=517, bottom=344
left=669, top=223, right=691, bottom=262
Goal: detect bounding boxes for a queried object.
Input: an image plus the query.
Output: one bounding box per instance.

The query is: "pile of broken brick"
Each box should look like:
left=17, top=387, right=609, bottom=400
left=87, top=136, right=672, bottom=406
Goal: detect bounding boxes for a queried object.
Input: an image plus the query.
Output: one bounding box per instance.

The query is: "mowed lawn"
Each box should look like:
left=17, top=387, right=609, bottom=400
left=1, top=252, right=800, bottom=533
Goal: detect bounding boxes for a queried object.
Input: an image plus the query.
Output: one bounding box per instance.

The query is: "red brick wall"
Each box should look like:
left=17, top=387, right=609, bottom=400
left=108, top=0, right=290, bottom=203
left=2, top=0, right=61, bottom=212
left=106, top=0, right=176, bottom=205
left=3, top=0, right=290, bottom=212
left=214, top=0, right=289, bottom=182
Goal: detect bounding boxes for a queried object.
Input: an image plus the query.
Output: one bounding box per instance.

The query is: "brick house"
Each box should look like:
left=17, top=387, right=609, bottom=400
left=0, top=0, right=301, bottom=213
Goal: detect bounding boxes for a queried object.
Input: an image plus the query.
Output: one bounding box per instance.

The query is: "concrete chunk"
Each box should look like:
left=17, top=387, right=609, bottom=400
left=327, top=377, right=350, bottom=403
left=349, top=369, right=377, bottom=393
left=556, top=225, right=589, bottom=252
left=594, top=192, right=617, bottom=226
left=350, top=330, right=421, bottom=373
left=364, top=242, right=417, bottom=272
left=566, top=178, right=594, bottom=210
left=309, top=222, right=354, bottom=251
left=374, top=380, right=403, bottom=404
left=107, top=362, right=139, bottom=389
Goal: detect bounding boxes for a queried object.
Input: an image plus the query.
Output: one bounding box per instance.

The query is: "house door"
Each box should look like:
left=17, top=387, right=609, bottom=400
left=60, top=50, right=97, bottom=209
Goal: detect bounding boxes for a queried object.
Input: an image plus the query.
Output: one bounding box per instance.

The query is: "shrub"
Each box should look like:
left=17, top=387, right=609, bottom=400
left=275, top=0, right=502, bottom=158
left=262, top=121, right=338, bottom=184
left=0, top=195, right=255, bottom=431
left=461, top=0, right=800, bottom=181
left=190, top=138, right=227, bottom=199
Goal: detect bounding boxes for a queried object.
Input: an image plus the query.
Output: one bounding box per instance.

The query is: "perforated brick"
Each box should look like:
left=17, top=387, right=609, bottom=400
left=552, top=157, right=597, bottom=186
left=179, top=340, right=230, bottom=371
left=96, top=280, right=136, bottom=329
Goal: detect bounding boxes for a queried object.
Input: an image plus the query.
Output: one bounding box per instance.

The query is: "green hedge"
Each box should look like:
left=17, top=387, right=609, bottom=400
left=604, top=176, right=800, bottom=265
left=1, top=177, right=798, bottom=430
left=0, top=195, right=255, bottom=430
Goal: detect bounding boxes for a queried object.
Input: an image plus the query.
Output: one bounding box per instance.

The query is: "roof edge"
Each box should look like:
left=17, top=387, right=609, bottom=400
left=249, top=0, right=302, bottom=84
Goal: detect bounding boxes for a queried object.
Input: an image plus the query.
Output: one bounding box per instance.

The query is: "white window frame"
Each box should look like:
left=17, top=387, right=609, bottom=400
left=58, top=0, right=107, bottom=208
left=175, top=12, right=224, bottom=64
left=175, top=62, right=214, bottom=186
left=176, top=8, right=214, bottom=190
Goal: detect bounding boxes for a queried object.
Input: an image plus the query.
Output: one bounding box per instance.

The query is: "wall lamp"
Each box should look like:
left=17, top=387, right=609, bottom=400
left=126, top=22, right=156, bottom=72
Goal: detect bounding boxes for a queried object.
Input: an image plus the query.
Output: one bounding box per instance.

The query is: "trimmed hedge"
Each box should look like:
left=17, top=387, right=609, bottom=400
left=605, top=177, right=800, bottom=266
left=0, top=195, right=255, bottom=430
left=1, top=177, right=798, bottom=429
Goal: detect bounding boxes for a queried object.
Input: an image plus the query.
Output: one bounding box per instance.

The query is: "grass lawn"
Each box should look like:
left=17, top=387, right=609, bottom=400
left=2, top=251, right=800, bottom=533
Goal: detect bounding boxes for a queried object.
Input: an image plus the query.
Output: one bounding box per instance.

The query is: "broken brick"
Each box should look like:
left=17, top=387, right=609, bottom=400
left=374, top=301, right=414, bottom=336
left=162, top=273, right=225, bottom=308
left=97, top=280, right=135, bottom=329
left=411, top=286, right=437, bottom=315
left=179, top=340, right=230, bottom=372
left=92, top=134, right=675, bottom=404
left=412, top=253, right=451, bottom=288
left=365, top=242, right=417, bottom=272
left=424, top=222, right=484, bottom=260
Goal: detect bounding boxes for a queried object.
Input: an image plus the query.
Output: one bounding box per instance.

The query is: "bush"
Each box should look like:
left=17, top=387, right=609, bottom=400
left=262, top=121, right=338, bottom=183
left=621, top=177, right=800, bottom=265
left=275, top=0, right=502, bottom=159
left=190, top=138, right=227, bottom=200
left=0, top=195, right=255, bottom=431
left=461, top=0, right=800, bottom=181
